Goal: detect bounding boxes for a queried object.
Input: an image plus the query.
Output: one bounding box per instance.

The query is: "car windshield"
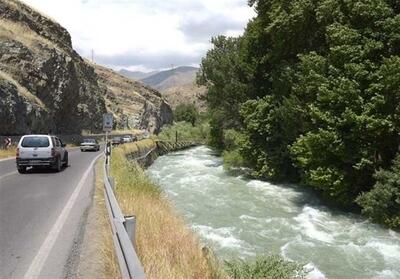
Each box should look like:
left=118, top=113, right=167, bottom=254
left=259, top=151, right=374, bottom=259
left=21, top=136, right=50, bottom=148
left=113, top=137, right=120, bottom=140
left=83, top=139, right=96, bottom=143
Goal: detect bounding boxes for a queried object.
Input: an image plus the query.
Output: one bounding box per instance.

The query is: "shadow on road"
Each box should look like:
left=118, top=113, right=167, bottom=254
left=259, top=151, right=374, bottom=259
left=24, top=165, right=69, bottom=174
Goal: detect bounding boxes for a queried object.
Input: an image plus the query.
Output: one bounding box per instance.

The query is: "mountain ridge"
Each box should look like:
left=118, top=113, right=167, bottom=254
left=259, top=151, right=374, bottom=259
left=118, top=65, right=207, bottom=111
left=141, top=66, right=199, bottom=91
left=118, top=69, right=158, bottom=80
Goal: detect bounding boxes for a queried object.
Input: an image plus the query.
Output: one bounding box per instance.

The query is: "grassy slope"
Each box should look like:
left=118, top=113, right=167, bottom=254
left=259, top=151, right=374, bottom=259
left=110, top=140, right=222, bottom=278
left=0, top=147, right=16, bottom=159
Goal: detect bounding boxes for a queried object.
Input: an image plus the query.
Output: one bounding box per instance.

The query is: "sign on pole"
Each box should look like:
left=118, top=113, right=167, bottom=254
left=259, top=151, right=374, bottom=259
left=103, top=113, right=113, bottom=132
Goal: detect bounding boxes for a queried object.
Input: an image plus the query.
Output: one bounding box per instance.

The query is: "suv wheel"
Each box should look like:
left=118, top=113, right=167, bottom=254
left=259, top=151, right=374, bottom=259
left=17, top=166, right=27, bottom=174
left=53, top=157, right=62, bottom=172
left=63, top=153, right=69, bottom=167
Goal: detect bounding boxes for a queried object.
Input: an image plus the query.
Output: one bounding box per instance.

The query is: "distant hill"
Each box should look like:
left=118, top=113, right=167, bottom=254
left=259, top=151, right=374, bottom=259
left=119, top=65, right=207, bottom=111
left=141, top=66, right=199, bottom=91
left=118, top=69, right=158, bottom=80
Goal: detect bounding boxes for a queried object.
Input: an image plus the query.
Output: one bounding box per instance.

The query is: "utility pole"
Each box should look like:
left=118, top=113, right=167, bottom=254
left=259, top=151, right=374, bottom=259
left=171, top=64, right=175, bottom=87
left=91, top=49, right=94, bottom=63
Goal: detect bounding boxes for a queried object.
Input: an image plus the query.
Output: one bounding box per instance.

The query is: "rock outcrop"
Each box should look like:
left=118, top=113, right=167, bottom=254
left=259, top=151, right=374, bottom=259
left=93, top=64, right=172, bottom=133
left=0, top=0, right=172, bottom=135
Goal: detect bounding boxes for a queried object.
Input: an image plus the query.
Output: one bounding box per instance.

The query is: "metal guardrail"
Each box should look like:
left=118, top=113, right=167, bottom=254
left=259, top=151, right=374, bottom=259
left=132, top=146, right=157, bottom=161
left=103, top=153, right=146, bottom=279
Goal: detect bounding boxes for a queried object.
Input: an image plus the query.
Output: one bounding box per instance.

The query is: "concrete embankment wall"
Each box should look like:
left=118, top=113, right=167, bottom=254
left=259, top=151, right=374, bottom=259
left=119, top=139, right=197, bottom=167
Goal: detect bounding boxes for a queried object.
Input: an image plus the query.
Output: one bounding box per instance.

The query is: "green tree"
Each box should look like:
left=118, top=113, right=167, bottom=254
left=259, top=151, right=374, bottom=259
left=197, top=36, right=249, bottom=148
left=173, top=103, right=198, bottom=126
left=199, top=0, right=400, bottom=223
left=357, top=155, right=400, bottom=229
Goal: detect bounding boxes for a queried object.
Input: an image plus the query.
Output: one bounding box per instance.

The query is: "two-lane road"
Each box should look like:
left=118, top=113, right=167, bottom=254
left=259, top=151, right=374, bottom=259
left=0, top=148, right=102, bottom=279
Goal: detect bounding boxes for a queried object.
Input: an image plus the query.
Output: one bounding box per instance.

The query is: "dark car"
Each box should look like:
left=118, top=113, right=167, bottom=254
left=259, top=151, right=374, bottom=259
left=111, top=136, right=123, bottom=145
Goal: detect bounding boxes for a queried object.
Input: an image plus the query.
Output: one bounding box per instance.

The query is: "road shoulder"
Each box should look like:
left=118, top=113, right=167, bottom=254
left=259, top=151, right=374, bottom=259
left=75, top=158, right=120, bottom=279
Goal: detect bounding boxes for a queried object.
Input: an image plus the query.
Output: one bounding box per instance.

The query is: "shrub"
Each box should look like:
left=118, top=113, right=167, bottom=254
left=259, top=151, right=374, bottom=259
left=158, top=121, right=210, bottom=143
left=225, top=255, right=306, bottom=279
left=356, top=155, right=400, bottom=229
left=174, top=103, right=199, bottom=126
left=222, top=149, right=245, bottom=170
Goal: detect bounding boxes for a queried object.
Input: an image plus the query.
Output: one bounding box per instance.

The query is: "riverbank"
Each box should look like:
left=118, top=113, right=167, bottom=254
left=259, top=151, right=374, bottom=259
left=147, top=146, right=400, bottom=279
left=109, top=140, right=223, bottom=278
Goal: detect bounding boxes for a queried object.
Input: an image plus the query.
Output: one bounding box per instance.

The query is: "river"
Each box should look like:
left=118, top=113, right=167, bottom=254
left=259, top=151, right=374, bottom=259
left=147, top=146, right=400, bottom=279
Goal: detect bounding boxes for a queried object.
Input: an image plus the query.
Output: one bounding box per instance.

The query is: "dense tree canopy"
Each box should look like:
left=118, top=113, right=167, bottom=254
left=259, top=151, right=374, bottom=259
left=173, top=103, right=199, bottom=126
left=198, top=0, right=400, bottom=227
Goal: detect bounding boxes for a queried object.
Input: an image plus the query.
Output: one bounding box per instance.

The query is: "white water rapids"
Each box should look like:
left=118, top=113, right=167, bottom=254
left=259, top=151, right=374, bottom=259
left=147, top=146, right=400, bottom=279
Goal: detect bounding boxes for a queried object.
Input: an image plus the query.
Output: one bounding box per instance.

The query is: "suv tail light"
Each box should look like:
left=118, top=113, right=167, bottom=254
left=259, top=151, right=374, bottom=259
left=16, top=148, right=19, bottom=159
left=51, top=148, right=56, bottom=157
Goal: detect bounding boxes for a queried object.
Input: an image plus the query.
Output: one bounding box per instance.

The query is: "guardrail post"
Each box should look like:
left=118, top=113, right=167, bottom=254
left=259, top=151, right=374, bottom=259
left=124, top=215, right=137, bottom=247
left=109, top=177, right=115, bottom=190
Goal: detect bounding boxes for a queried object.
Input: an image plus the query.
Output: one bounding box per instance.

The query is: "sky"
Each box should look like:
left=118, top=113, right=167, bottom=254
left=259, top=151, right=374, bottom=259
left=21, top=0, right=256, bottom=72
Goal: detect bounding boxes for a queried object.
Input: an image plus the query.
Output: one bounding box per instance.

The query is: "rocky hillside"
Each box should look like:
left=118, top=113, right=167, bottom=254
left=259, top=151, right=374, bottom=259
left=0, top=0, right=172, bottom=135
left=93, top=63, right=172, bottom=133
left=162, top=84, right=207, bottom=112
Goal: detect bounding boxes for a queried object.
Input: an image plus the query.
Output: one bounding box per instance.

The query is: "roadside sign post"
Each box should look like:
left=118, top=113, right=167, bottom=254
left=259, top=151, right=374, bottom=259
left=3, top=138, right=11, bottom=149
left=103, top=113, right=113, bottom=164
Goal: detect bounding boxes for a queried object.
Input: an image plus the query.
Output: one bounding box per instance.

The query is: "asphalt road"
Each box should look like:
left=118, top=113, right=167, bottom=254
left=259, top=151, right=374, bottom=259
left=0, top=148, right=102, bottom=279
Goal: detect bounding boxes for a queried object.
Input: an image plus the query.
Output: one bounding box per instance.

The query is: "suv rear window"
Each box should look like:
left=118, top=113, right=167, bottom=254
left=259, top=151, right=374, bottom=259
left=21, top=137, right=50, bottom=148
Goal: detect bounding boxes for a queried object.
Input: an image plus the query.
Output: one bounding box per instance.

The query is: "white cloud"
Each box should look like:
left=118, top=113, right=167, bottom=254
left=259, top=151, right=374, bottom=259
left=21, top=0, right=255, bottom=71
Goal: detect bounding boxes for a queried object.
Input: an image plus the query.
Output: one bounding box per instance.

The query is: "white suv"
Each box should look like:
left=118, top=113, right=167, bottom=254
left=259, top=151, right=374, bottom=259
left=16, top=135, right=69, bottom=173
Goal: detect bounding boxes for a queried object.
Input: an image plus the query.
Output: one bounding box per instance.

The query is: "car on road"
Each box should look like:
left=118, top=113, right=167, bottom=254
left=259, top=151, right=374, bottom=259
left=80, top=138, right=100, bottom=152
left=122, top=135, right=133, bottom=143
left=16, top=135, right=68, bottom=173
left=112, top=136, right=123, bottom=145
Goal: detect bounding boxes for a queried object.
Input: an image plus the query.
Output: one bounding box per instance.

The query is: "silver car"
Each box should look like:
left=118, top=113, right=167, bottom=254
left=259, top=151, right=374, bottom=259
left=80, top=139, right=100, bottom=152
left=16, top=135, right=68, bottom=173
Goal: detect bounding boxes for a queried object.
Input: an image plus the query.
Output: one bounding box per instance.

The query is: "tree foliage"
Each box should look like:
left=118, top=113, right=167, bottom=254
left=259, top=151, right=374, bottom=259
left=199, top=0, right=400, bottom=227
left=173, top=103, right=199, bottom=126
left=356, top=155, right=400, bottom=228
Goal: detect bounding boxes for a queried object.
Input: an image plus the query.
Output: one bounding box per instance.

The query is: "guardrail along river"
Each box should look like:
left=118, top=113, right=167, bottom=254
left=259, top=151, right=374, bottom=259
left=147, top=146, right=400, bottom=279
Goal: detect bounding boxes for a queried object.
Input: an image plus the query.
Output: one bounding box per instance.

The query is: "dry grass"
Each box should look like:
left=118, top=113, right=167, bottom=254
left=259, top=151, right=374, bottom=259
left=0, top=147, right=16, bottom=159
left=118, top=139, right=155, bottom=155
left=95, top=159, right=121, bottom=279
left=0, top=69, right=46, bottom=108
left=0, top=17, right=62, bottom=53
left=4, top=0, right=58, bottom=24
left=162, top=83, right=207, bottom=112
left=110, top=140, right=225, bottom=279
left=113, top=129, right=144, bottom=136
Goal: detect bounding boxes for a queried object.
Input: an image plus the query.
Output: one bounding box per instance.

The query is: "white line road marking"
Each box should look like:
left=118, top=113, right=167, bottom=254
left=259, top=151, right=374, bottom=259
left=0, top=157, right=14, bottom=163
left=0, top=171, right=18, bottom=180
left=23, top=154, right=102, bottom=279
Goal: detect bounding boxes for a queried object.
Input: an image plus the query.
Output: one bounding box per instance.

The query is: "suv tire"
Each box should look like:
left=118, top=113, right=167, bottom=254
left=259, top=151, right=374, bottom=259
left=63, top=153, right=69, bottom=167
left=53, top=157, right=62, bottom=172
left=17, top=166, right=27, bottom=174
